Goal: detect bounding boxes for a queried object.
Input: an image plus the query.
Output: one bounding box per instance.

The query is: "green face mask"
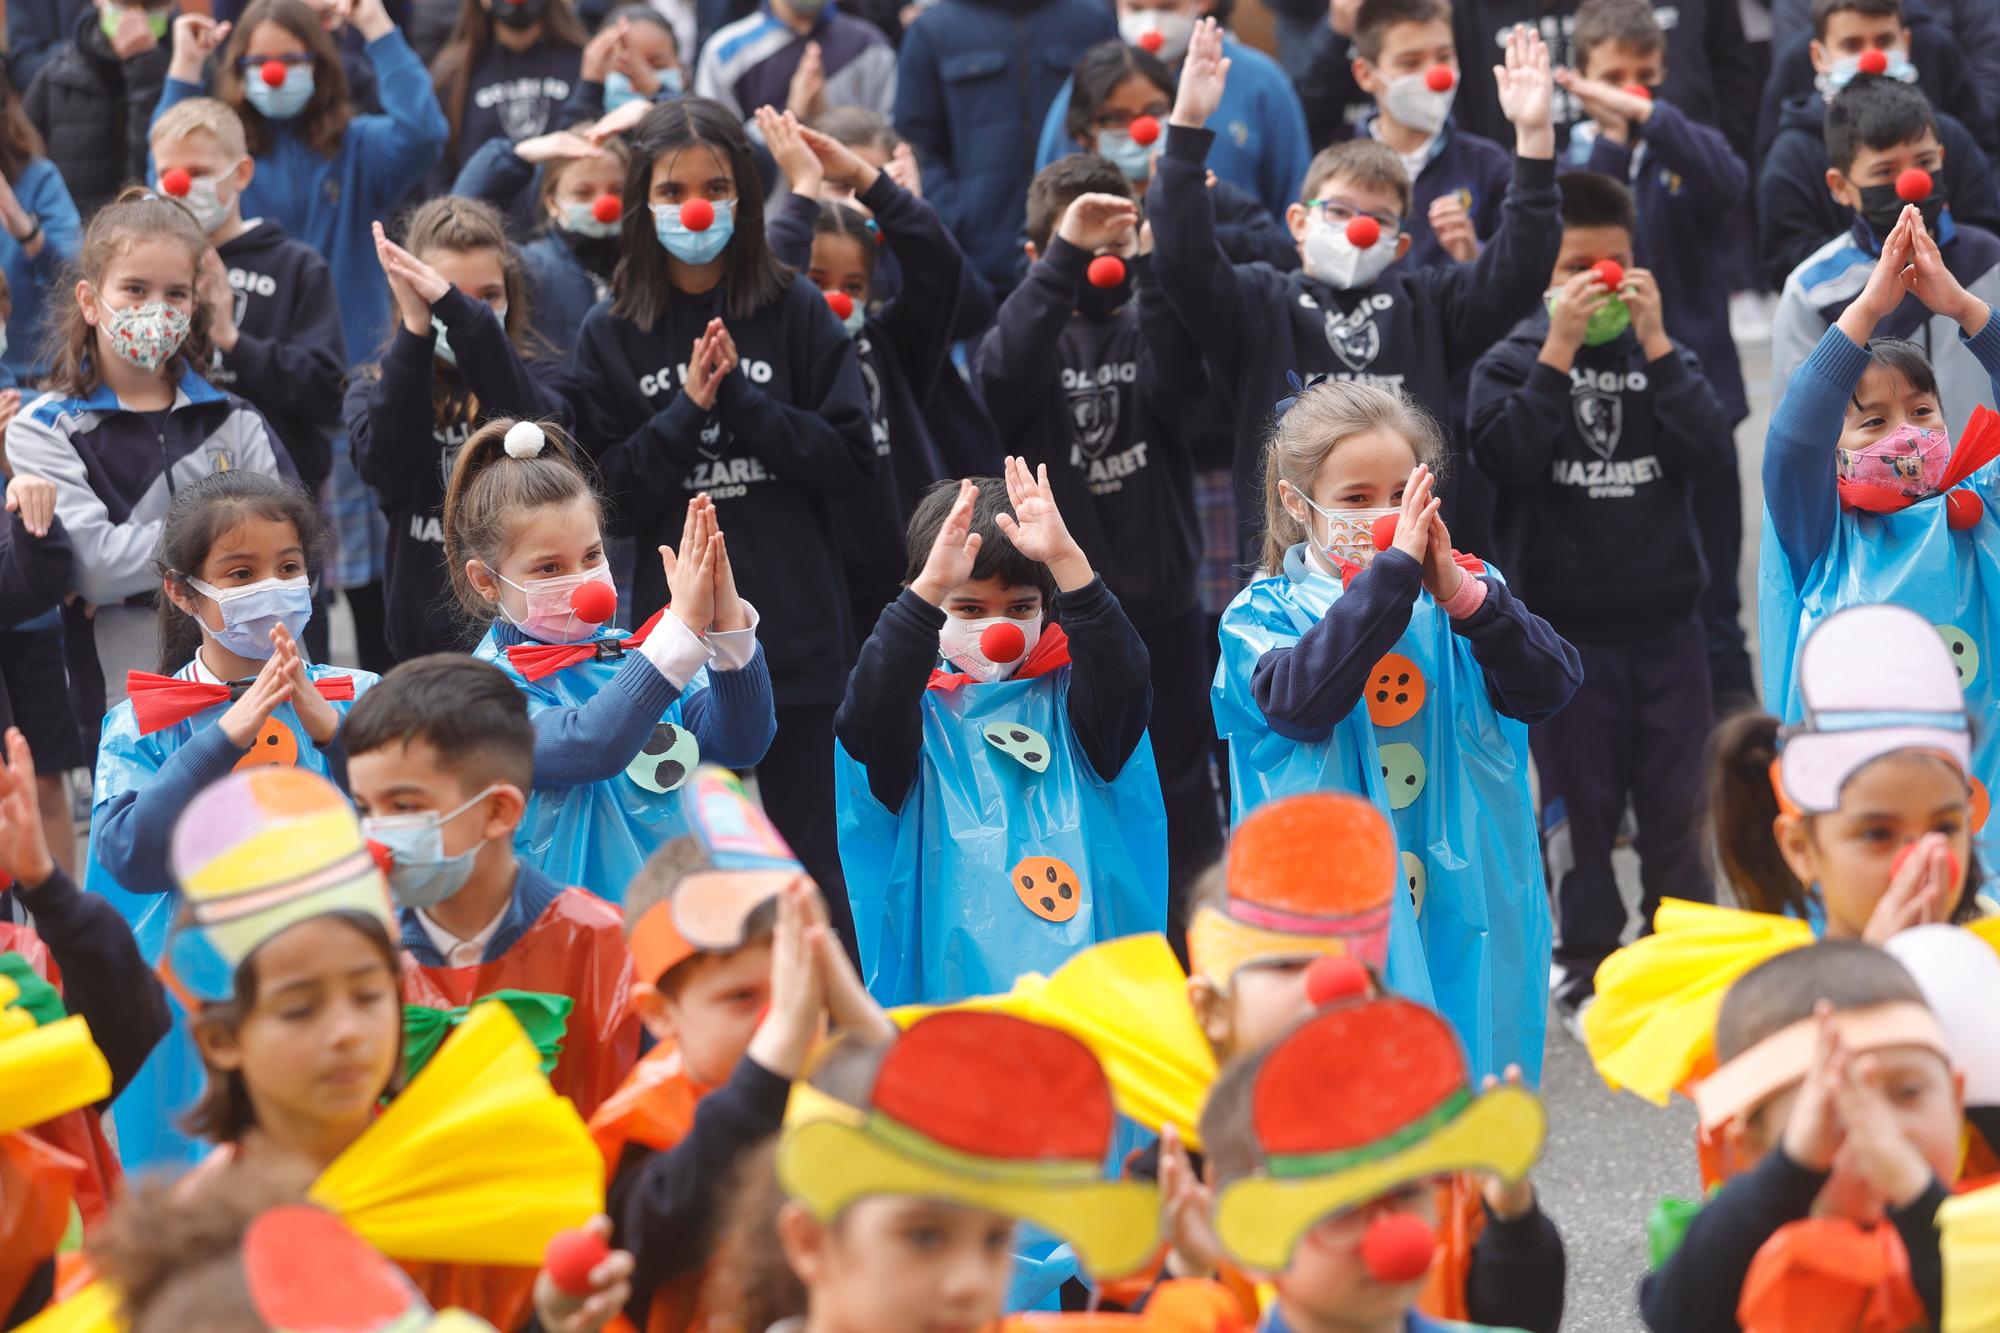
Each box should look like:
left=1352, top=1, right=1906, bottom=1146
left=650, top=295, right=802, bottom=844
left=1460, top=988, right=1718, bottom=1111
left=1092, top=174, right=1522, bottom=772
left=1545, top=288, right=1632, bottom=346
left=99, top=4, right=170, bottom=41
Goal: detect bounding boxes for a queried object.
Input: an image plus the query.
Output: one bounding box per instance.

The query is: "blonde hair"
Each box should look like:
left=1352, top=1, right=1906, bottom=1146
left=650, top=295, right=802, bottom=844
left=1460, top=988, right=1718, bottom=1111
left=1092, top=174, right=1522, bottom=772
left=439, top=416, right=601, bottom=622
left=1259, top=380, right=1445, bottom=574
left=150, top=97, right=250, bottom=162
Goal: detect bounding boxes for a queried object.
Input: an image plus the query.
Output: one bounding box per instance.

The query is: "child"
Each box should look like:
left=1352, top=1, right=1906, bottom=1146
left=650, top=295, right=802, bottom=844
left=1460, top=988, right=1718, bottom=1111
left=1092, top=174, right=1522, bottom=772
left=0, top=57, right=82, bottom=389
left=152, top=97, right=348, bottom=501
left=1151, top=18, right=1558, bottom=567
left=442, top=417, right=775, bottom=897
left=565, top=6, right=683, bottom=126
left=757, top=107, right=966, bottom=662
left=1768, top=77, right=2000, bottom=424
left=1351, top=0, right=1511, bottom=273
left=1213, top=379, right=1580, bottom=1079
left=157, top=0, right=449, bottom=384
left=1198, top=994, right=1547, bottom=1333
left=1760, top=207, right=2000, bottom=823
left=346, top=198, right=573, bottom=662
left=974, top=160, right=1221, bottom=951
left=567, top=96, right=870, bottom=916
left=426, top=0, right=587, bottom=191
left=6, top=189, right=294, bottom=720
left=588, top=767, right=892, bottom=1330
left=0, top=467, right=82, bottom=882
left=1640, top=942, right=1960, bottom=1330
left=85, top=471, right=370, bottom=1171
left=832, top=463, right=1167, bottom=1006
left=692, top=0, right=896, bottom=125
left=1467, top=170, right=1731, bottom=1024
left=21, top=0, right=169, bottom=218
left=345, top=652, right=638, bottom=1116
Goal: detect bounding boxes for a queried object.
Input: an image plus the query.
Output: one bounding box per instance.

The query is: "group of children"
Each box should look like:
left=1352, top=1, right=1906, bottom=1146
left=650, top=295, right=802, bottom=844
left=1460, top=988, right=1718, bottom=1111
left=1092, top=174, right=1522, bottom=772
left=1, top=0, right=1999, bottom=1326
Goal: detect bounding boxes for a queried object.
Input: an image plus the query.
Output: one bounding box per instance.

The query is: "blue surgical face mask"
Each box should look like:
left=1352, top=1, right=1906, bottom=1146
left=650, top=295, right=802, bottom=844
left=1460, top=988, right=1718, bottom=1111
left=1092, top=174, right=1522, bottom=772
left=185, top=573, right=313, bottom=658
left=839, top=302, right=865, bottom=336
left=652, top=198, right=735, bottom=264
left=1817, top=47, right=1917, bottom=98
left=1095, top=127, right=1154, bottom=182
left=244, top=63, right=315, bottom=120
left=362, top=784, right=500, bottom=911
left=604, top=69, right=642, bottom=114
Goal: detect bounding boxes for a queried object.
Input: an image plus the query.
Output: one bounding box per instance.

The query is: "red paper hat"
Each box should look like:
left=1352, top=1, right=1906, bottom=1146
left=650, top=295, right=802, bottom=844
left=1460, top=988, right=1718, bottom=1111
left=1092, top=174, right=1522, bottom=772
left=243, top=1206, right=432, bottom=1331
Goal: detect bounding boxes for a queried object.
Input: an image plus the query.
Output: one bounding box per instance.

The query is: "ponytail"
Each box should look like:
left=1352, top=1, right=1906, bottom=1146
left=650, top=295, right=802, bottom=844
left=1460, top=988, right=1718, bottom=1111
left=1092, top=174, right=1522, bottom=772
left=1709, top=711, right=1806, bottom=917
left=439, top=417, right=600, bottom=623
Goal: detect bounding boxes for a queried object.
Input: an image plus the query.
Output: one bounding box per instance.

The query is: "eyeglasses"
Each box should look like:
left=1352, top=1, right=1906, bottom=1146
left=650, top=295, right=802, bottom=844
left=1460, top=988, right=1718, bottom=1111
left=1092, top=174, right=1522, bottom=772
left=1092, top=105, right=1171, bottom=132
left=1304, top=197, right=1403, bottom=237
left=236, top=52, right=314, bottom=72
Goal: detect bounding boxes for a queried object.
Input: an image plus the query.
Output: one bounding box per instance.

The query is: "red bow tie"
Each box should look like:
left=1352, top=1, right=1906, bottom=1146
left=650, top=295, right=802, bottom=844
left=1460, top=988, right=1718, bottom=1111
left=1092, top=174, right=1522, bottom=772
left=126, top=670, right=357, bottom=735
left=505, top=609, right=668, bottom=683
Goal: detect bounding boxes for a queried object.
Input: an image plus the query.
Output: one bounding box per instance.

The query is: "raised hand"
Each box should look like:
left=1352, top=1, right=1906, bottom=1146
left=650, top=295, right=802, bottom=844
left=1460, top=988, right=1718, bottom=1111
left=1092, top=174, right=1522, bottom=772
left=372, top=221, right=448, bottom=336
left=1056, top=192, right=1140, bottom=254
left=109, top=5, right=160, bottom=60
left=1541, top=268, right=1612, bottom=366
left=1428, top=192, right=1478, bottom=262
left=1496, top=25, right=1554, bottom=158
left=169, top=13, right=231, bottom=83
left=1906, top=211, right=1989, bottom=332
left=531, top=1216, right=636, bottom=1333
left=1778, top=1004, right=1847, bottom=1173
left=579, top=16, right=628, bottom=83
left=756, top=106, right=824, bottom=198
left=681, top=320, right=725, bottom=411
left=745, top=878, right=829, bottom=1078
left=1158, top=1123, right=1221, bottom=1278
left=348, top=0, right=393, bottom=41
left=0, top=728, right=54, bottom=889
left=215, top=636, right=297, bottom=749
left=994, top=456, right=1091, bottom=590
left=1554, top=68, right=1652, bottom=139
left=1478, top=1066, right=1537, bottom=1218
left=1862, top=832, right=1957, bottom=943
left=799, top=121, right=883, bottom=195
left=275, top=622, right=338, bottom=745
left=1830, top=1054, right=1937, bottom=1208
left=1839, top=209, right=1916, bottom=344
left=513, top=130, right=605, bottom=166
left=807, top=887, right=896, bottom=1042
left=4, top=473, right=53, bottom=538
left=1389, top=465, right=1440, bottom=568
left=709, top=514, right=748, bottom=633
left=1622, top=267, right=1670, bottom=356
left=584, top=95, right=654, bottom=145
left=662, top=494, right=717, bottom=633
left=787, top=40, right=825, bottom=121
left=1169, top=17, right=1230, bottom=129
left=884, top=141, right=922, bottom=197
left=909, top=478, right=983, bottom=606
left=1420, top=509, right=1464, bottom=604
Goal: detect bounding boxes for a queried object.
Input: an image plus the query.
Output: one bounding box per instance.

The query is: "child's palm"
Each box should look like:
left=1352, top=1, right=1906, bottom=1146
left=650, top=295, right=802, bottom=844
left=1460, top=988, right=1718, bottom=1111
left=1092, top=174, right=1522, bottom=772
left=1496, top=28, right=1552, bottom=128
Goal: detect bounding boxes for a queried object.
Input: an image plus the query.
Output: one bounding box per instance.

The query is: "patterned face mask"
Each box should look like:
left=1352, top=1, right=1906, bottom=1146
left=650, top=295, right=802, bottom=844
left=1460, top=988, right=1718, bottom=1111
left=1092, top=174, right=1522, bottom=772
left=101, top=298, right=191, bottom=372
left=1836, top=421, right=1951, bottom=499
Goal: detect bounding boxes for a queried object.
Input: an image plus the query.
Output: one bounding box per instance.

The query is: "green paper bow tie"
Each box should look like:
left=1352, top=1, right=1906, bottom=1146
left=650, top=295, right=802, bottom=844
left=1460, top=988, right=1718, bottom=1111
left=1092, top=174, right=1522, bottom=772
left=402, top=990, right=573, bottom=1082
left=0, top=951, right=67, bottom=1028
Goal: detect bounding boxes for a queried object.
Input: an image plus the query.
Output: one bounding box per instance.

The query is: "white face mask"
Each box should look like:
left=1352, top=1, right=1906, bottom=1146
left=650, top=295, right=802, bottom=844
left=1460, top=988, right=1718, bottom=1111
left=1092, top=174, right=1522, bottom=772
left=1119, top=7, right=1194, bottom=63
left=938, top=614, right=1043, bottom=683
left=1303, top=215, right=1399, bottom=289
left=1381, top=69, right=1455, bottom=136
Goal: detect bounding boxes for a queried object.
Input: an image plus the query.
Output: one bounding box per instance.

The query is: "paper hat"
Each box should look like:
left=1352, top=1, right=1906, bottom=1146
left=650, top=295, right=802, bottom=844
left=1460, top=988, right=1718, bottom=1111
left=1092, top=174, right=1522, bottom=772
left=0, top=969, right=111, bottom=1136
left=1691, top=1000, right=1951, bottom=1131
left=1211, top=997, right=1544, bottom=1275
left=163, top=768, right=394, bottom=1005
left=630, top=766, right=801, bottom=983
left=775, top=1011, right=1161, bottom=1279
left=1776, top=604, right=1970, bottom=814
left=1884, top=924, right=2000, bottom=1106
left=1189, top=793, right=1395, bottom=986
left=242, top=1205, right=500, bottom=1332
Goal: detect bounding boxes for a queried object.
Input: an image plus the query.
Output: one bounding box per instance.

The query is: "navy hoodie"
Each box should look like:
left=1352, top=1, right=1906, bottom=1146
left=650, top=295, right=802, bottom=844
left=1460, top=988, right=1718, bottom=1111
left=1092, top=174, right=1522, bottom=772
left=974, top=240, right=1203, bottom=629
left=1756, top=91, right=2000, bottom=291
left=1580, top=97, right=1749, bottom=422
left=433, top=38, right=581, bottom=191
left=447, top=136, right=617, bottom=347
left=344, top=288, right=572, bottom=662
left=764, top=176, right=964, bottom=622
left=1368, top=115, right=1514, bottom=276
left=209, top=219, right=348, bottom=488
left=568, top=274, right=874, bottom=707
left=1467, top=313, right=1732, bottom=639
left=1149, top=122, right=1560, bottom=565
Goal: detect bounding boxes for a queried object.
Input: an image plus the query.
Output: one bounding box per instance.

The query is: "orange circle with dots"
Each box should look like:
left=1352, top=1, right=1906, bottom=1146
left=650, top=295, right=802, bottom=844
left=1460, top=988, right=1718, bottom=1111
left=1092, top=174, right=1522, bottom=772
left=1010, top=855, right=1082, bottom=923
left=233, top=718, right=299, bottom=771
left=1972, top=776, right=1990, bottom=832
left=1365, top=654, right=1426, bottom=728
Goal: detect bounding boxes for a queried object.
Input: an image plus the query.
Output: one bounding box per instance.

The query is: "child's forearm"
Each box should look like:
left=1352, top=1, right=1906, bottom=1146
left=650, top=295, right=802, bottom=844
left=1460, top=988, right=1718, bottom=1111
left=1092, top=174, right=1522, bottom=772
left=528, top=645, right=694, bottom=787
left=1059, top=578, right=1153, bottom=782
left=1251, top=552, right=1420, bottom=741
left=831, top=590, right=942, bottom=813
left=1764, top=326, right=1868, bottom=584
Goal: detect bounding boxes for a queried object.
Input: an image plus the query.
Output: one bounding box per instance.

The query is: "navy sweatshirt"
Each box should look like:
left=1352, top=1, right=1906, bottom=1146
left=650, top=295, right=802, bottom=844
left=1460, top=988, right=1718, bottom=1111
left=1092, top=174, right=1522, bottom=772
left=0, top=506, right=71, bottom=625
left=433, top=38, right=581, bottom=195
left=1582, top=98, right=1748, bottom=423
left=1639, top=1146, right=1947, bottom=1333
left=833, top=579, right=1153, bottom=814
left=1757, top=93, right=2000, bottom=293
left=1468, top=316, right=1733, bottom=640
left=209, top=219, right=348, bottom=489
left=764, top=177, right=964, bottom=618
left=345, top=287, right=572, bottom=662
left=974, top=239, right=1203, bottom=629
left=568, top=274, right=874, bottom=708
left=1149, top=122, right=1560, bottom=566
left=1250, top=548, right=1580, bottom=740
left=1367, top=116, right=1514, bottom=277
left=1755, top=18, right=1995, bottom=163
left=446, top=138, right=617, bottom=350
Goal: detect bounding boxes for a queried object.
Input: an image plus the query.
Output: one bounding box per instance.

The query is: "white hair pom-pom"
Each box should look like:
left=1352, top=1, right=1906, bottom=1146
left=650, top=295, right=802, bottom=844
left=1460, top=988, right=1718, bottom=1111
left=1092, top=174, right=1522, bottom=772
left=503, top=421, right=547, bottom=459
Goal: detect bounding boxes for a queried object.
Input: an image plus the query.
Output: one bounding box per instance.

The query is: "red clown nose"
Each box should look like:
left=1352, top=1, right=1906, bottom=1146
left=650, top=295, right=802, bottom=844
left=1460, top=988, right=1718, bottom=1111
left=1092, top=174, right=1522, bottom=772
left=826, top=290, right=855, bottom=320
left=1087, top=254, right=1127, bottom=288
left=679, top=198, right=715, bottom=231
left=1424, top=64, right=1456, bottom=92
left=1890, top=838, right=1962, bottom=890
left=1361, top=1213, right=1437, bottom=1285
left=592, top=193, right=622, bottom=224
left=1857, top=48, right=1889, bottom=75
left=1622, top=83, right=1652, bottom=101
left=160, top=168, right=192, bottom=197
left=543, top=1229, right=610, bottom=1297
left=1137, top=28, right=1164, bottom=52
left=1304, top=955, right=1370, bottom=1008
left=1591, top=259, right=1625, bottom=290
left=1948, top=489, right=1984, bottom=530
left=1345, top=215, right=1381, bottom=249
left=980, top=621, right=1027, bottom=663
left=260, top=59, right=289, bottom=87
left=1130, top=114, right=1161, bottom=146
left=1371, top=513, right=1399, bottom=551
left=1897, top=168, right=1933, bottom=203
left=570, top=579, right=616, bottom=625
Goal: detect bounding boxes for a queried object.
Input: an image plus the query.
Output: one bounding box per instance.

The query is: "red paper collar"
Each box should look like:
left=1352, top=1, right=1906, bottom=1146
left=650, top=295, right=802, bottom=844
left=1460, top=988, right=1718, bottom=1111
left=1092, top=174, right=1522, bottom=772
left=126, top=670, right=355, bottom=735
left=927, top=624, right=1073, bottom=692
left=1839, top=405, right=2000, bottom=514
left=505, top=608, right=667, bottom=682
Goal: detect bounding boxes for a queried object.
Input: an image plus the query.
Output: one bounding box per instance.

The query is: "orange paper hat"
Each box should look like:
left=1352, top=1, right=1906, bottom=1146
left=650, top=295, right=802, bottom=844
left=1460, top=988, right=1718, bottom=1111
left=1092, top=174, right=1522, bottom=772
left=1736, top=1216, right=1925, bottom=1333
left=1189, top=794, right=1395, bottom=987
left=630, top=767, right=800, bottom=984
left=1211, top=998, right=1544, bottom=1275
left=776, top=1011, right=1160, bottom=1279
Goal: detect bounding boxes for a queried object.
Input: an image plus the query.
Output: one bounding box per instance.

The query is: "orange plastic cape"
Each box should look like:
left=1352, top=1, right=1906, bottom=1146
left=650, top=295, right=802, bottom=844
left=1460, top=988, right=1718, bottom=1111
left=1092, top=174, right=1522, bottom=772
left=1737, top=1216, right=1927, bottom=1333
left=0, top=1131, right=83, bottom=1318
left=0, top=925, right=121, bottom=1229
left=998, top=1280, right=1250, bottom=1330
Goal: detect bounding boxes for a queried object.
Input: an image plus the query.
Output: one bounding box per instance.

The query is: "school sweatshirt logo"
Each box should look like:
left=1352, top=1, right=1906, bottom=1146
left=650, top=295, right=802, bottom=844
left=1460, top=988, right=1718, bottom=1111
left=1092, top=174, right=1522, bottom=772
left=1322, top=295, right=1388, bottom=372
left=1572, top=386, right=1622, bottom=461
left=1063, top=363, right=1128, bottom=462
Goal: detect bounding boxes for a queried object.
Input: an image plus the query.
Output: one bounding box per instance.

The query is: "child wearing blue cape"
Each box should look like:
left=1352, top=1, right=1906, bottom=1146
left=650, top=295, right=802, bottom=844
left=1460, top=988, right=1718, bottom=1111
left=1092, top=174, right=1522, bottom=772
left=832, top=459, right=1167, bottom=1006
left=87, top=470, right=376, bottom=1168
left=1761, top=202, right=2000, bottom=853
left=443, top=417, right=777, bottom=900
left=1212, top=379, right=1581, bottom=1081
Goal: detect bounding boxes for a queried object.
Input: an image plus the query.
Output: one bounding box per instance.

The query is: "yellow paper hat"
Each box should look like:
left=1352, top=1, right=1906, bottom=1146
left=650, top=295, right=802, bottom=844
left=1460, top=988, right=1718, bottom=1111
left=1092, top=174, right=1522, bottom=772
left=0, top=971, right=110, bottom=1136
left=164, top=768, right=394, bottom=1004
left=1941, top=1180, right=2000, bottom=1331
left=776, top=1011, right=1162, bottom=1279
left=1211, top=997, right=1544, bottom=1276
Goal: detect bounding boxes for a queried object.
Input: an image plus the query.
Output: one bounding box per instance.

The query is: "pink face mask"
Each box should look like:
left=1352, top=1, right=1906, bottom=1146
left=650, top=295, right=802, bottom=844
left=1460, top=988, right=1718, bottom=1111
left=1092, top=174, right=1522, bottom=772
left=1836, top=422, right=1950, bottom=498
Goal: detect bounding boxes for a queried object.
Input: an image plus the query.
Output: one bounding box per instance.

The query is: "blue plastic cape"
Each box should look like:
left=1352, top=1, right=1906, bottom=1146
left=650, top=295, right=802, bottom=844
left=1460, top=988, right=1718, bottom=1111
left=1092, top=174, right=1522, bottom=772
left=1759, top=474, right=2000, bottom=865
left=475, top=627, right=712, bottom=904
left=834, top=664, right=1169, bottom=1007
left=84, top=660, right=377, bottom=1169
left=1213, top=547, right=1551, bottom=1082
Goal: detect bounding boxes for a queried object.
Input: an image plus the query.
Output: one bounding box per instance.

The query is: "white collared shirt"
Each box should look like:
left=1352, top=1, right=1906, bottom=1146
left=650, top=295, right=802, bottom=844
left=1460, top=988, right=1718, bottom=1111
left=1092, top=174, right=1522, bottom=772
left=416, top=902, right=506, bottom=968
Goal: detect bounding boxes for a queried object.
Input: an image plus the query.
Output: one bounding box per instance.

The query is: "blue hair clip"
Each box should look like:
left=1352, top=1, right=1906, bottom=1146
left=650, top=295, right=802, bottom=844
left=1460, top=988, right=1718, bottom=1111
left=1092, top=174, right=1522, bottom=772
left=1274, top=370, right=1307, bottom=418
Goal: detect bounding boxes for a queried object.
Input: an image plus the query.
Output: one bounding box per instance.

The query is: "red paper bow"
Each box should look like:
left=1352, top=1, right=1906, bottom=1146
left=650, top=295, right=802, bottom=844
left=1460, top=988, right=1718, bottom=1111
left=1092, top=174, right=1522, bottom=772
left=927, top=624, right=1073, bottom=692
left=505, top=609, right=667, bottom=683
left=1839, top=405, right=2000, bottom=515
left=1737, top=1216, right=1927, bottom=1333
left=126, top=670, right=356, bottom=735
